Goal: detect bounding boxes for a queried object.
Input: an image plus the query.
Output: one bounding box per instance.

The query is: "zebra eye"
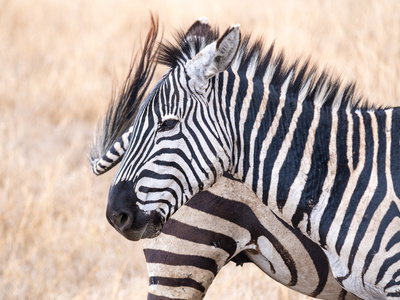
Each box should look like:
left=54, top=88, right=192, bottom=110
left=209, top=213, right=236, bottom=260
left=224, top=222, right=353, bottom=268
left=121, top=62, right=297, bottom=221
left=158, top=119, right=179, bottom=132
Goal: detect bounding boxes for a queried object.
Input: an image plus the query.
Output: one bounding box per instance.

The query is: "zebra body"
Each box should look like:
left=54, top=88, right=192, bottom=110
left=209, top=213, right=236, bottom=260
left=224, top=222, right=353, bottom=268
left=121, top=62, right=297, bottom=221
left=144, top=177, right=359, bottom=299
left=91, top=17, right=400, bottom=299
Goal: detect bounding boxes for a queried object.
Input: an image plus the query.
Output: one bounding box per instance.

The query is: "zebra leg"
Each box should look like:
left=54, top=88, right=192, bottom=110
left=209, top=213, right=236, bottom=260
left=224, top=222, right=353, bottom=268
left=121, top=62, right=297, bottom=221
left=142, top=184, right=254, bottom=299
left=144, top=237, right=224, bottom=299
left=143, top=221, right=235, bottom=299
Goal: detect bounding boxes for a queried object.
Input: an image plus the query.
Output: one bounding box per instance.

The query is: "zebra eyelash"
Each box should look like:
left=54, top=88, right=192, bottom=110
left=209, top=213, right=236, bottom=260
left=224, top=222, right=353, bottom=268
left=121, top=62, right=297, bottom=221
left=158, top=118, right=180, bottom=132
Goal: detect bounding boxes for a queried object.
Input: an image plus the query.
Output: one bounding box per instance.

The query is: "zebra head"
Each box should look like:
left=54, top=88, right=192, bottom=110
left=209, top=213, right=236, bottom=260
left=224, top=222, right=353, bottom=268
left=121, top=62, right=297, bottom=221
left=103, top=19, right=241, bottom=241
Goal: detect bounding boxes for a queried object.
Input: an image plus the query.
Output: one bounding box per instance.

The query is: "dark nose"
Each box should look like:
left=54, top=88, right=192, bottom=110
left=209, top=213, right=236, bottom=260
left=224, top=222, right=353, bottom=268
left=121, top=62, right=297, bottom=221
left=106, top=207, right=134, bottom=233
left=107, top=181, right=137, bottom=234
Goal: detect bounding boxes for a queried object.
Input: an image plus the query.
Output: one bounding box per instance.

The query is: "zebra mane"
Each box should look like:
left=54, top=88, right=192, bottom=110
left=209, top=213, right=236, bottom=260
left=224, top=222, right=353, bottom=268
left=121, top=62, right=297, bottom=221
left=90, top=14, right=160, bottom=164
left=157, top=21, right=219, bottom=68
left=91, top=17, right=374, bottom=168
left=158, top=23, right=373, bottom=109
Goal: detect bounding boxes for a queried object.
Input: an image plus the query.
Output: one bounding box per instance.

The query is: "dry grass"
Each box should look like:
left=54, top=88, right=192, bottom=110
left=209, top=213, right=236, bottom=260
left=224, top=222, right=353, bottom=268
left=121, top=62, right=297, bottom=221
left=1, top=0, right=399, bottom=299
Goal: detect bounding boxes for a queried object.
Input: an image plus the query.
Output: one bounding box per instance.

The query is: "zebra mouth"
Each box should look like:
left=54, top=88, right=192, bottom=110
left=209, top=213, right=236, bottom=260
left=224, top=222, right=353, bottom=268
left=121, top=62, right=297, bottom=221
left=107, top=181, right=169, bottom=241
left=106, top=205, right=164, bottom=241
left=141, top=211, right=164, bottom=239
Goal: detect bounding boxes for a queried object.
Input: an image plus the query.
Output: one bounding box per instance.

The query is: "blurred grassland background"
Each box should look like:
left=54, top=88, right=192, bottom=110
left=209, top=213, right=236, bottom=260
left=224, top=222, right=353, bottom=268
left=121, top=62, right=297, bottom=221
left=1, top=0, right=399, bottom=299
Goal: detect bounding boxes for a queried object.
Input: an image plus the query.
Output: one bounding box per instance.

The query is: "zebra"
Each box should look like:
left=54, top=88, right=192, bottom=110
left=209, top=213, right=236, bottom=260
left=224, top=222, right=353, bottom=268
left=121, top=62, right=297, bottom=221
left=144, top=176, right=359, bottom=299
left=90, top=17, right=359, bottom=299
left=91, top=15, right=400, bottom=299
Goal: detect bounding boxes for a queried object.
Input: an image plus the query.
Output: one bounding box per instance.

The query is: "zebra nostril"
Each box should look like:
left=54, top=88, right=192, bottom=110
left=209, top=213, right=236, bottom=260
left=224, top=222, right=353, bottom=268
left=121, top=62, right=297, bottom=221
left=118, top=212, right=131, bottom=229
left=106, top=208, right=134, bottom=232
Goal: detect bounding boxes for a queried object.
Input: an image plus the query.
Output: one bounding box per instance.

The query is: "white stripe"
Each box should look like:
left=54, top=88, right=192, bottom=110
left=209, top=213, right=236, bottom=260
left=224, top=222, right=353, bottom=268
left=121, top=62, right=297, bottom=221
left=213, top=73, right=232, bottom=169
left=228, top=71, right=242, bottom=170
left=346, top=106, right=354, bottom=172
left=145, top=234, right=230, bottom=258
left=106, top=151, right=119, bottom=161
left=284, top=102, right=322, bottom=227
left=385, top=109, right=393, bottom=194
left=325, top=110, right=366, bottom=252
left=147, top=264, right=213, bottom=297
left=308, top=92, right=342, bottom=241
left=245, top=64, right=278, bottom=187
left=236, top=68, right=255, bottom=179
left=338, top=111, right=379, bottom=263
left=268, top=80, right=308, bottom=211
left=255, top=72, right=293, bottom=198
left=148, top=283, right=205, bottom=299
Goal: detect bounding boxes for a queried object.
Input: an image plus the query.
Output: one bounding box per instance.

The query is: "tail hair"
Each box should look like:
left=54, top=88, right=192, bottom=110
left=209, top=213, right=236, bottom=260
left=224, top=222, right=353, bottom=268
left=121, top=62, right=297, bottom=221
left=90, top=14, right=160, bottom=170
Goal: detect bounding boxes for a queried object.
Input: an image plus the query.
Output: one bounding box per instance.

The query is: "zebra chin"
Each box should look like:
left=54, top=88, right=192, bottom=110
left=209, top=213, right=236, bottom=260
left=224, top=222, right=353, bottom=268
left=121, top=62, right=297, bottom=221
left=106, top=181, right=164, bottom=241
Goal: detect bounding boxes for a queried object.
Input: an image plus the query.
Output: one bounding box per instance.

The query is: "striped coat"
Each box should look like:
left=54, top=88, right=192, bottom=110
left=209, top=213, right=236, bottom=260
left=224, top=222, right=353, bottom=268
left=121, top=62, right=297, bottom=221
left=144, top=178, right=359, bottom=299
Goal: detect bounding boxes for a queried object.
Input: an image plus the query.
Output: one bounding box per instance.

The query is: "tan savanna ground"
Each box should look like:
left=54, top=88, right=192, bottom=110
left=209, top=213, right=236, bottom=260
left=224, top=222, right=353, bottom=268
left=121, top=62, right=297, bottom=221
left=1, top=0, right=400, bottom=299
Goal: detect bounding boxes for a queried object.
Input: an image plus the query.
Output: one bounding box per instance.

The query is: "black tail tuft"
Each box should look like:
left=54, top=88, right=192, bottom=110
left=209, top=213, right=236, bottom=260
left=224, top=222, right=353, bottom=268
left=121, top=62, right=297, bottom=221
left=90, top=13, right=161, bottom=170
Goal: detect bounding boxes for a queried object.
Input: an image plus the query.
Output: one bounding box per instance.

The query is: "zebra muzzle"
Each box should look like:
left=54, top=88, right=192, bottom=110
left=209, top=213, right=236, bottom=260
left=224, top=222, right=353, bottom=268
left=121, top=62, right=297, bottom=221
left=106, top=204, right=161, bottom=241
left=106, top=180, right=163, bottom=241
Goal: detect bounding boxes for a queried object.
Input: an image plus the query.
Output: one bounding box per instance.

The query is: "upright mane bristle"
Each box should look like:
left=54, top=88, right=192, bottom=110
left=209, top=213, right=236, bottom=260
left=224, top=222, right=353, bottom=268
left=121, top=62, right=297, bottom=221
left=157, top=23, right=219, bottom=68
left=92, top=17, right=372, bottom=168
left=90, top=14, right=160, bottom=164
left=158, top=22, right=370, bottom=109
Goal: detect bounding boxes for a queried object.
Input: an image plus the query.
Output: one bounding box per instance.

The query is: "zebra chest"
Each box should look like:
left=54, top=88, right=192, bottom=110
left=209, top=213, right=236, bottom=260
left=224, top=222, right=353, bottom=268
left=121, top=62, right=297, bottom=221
left=323, top=250, right=389, bottom=300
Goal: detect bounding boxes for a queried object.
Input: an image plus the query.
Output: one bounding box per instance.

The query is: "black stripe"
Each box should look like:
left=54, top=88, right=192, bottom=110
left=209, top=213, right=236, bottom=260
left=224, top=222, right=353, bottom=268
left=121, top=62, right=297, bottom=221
left=224, top=70, right=237, bottom=162
left=162, top=75, right=172, bottom=115
left=277, top=99, right=314, bottom=210
left=386, top=231, right=400, bottom=251
left=161, top=219, right=237, bottom=257
left=149, top=276, right=205, bottom=293
left=384, top=269, right=400, bottom=290
left=216, top=73, right=233, bottom=151
left=191, top=103, right=220, bottom=180
left=139, top=169, right=184, bottom=194
left=242, top=77, right=264, bottom=180
left=362, top=202, right=400, bottom=284
left=376, top=252, right=400, bottom=285
left=153, top=160, right=193, bottom=195
left=386, top=291, right=400, bottom=298
left=147, top=148, right=203, bottom=189
left=276, top=216, right=330, bottom=297
left=292, top=105, right=332, bottom=230
left=156, top=130, right=184, bottom=144
left=138, top=186, right=179, bottom=203
left=107, top=140, right=124, bottom=161
left=186, top=191, right=298, bottom=286
left=319, top=106, right=351, bottom=248
left=185, top=120, right=217, bottom=181
left=120, top=105, right=156, bottom=176
left=170, top=67, right=181, bottom=116
left=232, top=72, right=248, bottom=174
left=345, top=111, right=387, bottom=279
left=336, top=111, right=374, bottom=255
left=143, top=249, right=218, bottom=276
left=391, top=108, right=400, bottom=199
left=250, top=82, right=281, bottom=192
left=199, top=88, right=220, bottom=145
left=352, top=111, right=360, bottom=170
left=262, top=92, right=298, bottom=205
left=194, top=97, right=218, bottom=145
left=182, top=100, right=215, bottom=182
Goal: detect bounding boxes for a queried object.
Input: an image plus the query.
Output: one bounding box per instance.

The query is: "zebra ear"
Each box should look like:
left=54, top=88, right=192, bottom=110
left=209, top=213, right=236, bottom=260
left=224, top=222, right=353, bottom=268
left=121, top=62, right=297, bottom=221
left=185, top=17, right=210, bottom=37
left=185, top=24, right=241, bottom=94
left=211, top=24, right=241, bottom=75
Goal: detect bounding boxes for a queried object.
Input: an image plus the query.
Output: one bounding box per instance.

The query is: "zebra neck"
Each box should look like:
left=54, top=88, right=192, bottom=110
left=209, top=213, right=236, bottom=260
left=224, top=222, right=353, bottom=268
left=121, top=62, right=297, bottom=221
left=219, top=68, right=398, bottom=241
